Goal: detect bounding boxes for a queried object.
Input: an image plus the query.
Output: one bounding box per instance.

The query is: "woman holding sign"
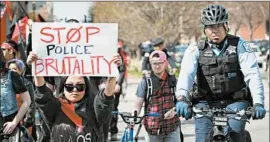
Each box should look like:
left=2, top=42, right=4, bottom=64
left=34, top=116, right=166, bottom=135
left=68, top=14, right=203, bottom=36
left=27, top=52, right=121, bottom=142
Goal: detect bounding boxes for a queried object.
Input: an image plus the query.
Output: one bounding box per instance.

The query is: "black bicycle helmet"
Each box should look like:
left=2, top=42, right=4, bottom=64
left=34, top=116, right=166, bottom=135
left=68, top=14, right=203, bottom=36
left=201, top=4, right=228, bottom=26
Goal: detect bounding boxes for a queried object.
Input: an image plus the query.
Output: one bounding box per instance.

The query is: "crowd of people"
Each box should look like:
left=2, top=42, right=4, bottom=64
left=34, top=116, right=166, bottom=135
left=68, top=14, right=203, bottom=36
left=0, top=3, right=267, bottom=142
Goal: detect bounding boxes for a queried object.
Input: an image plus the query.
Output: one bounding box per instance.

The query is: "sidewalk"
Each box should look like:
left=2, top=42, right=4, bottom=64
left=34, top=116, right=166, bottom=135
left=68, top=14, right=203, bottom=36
left=127, top=75, right=141, bottom=85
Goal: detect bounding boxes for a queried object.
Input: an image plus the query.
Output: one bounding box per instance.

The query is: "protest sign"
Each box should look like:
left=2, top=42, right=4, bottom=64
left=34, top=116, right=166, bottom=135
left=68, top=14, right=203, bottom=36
left=32, top=22, right=118, bottom=76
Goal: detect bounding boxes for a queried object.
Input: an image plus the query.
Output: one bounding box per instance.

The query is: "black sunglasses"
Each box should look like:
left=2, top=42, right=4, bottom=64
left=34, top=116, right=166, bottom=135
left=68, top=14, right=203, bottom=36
left=64, top=84, right=86, bottom=92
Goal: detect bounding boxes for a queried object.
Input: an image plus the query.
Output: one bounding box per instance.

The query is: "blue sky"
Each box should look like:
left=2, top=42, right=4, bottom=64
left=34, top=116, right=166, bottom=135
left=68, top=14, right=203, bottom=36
left=53, top=2, right=93, bottom=21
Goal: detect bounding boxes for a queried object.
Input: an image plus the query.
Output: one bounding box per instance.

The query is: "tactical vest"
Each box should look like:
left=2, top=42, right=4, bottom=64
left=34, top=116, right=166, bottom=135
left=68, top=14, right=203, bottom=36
left=195, top=35, right=252, bottom=102
left=143, top=72, right=179, bottom=136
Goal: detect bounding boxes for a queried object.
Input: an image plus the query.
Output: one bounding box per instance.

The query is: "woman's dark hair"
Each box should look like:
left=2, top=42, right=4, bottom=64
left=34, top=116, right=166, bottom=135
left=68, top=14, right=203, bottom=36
left=51, top=123, right=77, bottom=142
left=57, top=76, right=92, bottom=102
left=44, top=76, right=55, bottom=86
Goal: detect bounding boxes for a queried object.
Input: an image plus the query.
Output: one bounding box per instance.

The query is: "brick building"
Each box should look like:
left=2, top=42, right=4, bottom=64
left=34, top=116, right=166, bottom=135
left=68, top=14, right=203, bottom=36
left=236, top=20, right=269, bottom=41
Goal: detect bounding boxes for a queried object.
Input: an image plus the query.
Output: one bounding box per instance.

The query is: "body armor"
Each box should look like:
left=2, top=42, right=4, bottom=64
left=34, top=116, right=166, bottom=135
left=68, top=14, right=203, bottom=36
left=194, top=35, right=252, bottom=103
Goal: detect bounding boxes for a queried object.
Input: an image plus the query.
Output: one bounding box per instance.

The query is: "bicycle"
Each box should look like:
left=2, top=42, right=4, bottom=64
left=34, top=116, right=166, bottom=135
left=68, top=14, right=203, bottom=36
left=111, top=111, right=160, bottom=142
left=0, top=125, right=34, bottom=142
left=192, top=106, right=254, bottom=142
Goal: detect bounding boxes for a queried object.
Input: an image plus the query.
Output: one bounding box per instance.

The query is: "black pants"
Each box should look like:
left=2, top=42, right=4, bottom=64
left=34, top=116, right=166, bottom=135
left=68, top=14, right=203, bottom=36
left=103, top=115, right=111, bottom=141
left=0, top=112, right=19, bottom=142
left=109, top=92, right=121, bottom=135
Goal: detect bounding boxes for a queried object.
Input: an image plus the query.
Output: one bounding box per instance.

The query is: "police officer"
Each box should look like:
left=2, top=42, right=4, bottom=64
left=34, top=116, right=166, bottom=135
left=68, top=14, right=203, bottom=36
left=175, top=4, right=266, bottom=142
left=141, top=38, right=177, bottom=76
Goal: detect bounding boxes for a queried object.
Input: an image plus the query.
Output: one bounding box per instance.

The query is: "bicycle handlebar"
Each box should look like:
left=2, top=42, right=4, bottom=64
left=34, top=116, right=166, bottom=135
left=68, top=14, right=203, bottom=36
left=112, top=111, right=160, bottom=125
left=192, top=107, right=254, bottom=118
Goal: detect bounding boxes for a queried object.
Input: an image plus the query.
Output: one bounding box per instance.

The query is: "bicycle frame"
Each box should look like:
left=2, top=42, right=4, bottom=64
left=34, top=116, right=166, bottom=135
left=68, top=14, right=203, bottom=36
left=121, top=118, right=135, bottom=142
left=112, top=111, right=160, bottom=142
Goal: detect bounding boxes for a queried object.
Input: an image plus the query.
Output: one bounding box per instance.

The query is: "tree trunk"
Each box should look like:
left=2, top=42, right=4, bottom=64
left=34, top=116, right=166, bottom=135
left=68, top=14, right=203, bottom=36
left=249, top=32, right=253, bottom=41
left=234, top=23, right=242, bottom=36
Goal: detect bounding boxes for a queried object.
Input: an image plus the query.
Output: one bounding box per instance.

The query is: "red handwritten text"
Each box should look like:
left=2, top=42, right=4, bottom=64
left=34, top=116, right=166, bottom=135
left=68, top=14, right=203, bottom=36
left=40, top=26, right=100, bottom=44
left=34, top=56, right=115, bottom=76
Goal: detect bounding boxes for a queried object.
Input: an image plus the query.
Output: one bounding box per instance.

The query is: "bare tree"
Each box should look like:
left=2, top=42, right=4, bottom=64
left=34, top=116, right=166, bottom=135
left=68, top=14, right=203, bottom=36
left=91, top=2, right=269, bottom=48
left=92, top=2, right=208, bottom=47
left=223, top=2, right=269, bottom=40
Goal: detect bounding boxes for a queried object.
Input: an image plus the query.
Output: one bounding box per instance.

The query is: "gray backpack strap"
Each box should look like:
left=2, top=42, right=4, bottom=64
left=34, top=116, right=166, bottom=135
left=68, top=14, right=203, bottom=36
left=144, top=76, right=153, bottom=114
left=146, top=77, right=153, bottom=102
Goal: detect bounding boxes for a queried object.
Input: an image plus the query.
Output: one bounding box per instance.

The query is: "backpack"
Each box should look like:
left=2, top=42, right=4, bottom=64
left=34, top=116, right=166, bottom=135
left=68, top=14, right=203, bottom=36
left=143, top=74, right=177, bottom=114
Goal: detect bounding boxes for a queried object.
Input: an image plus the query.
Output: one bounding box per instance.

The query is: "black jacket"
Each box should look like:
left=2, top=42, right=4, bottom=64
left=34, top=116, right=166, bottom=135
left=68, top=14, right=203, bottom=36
left=35, top=84, right=114, bottom=142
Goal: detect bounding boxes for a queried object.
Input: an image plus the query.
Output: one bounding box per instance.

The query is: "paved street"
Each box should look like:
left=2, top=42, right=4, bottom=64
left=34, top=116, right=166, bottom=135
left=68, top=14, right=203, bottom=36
left=111, top=68, right=269, bottom=142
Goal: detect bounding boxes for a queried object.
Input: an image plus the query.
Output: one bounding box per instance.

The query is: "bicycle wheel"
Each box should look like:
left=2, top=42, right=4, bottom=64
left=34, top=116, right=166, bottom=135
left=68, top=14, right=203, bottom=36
left=206, top=127, right=230, bottom=142
left=206, top=128, right=214, bottom=142
left=245, top=130, right=252, bottom=142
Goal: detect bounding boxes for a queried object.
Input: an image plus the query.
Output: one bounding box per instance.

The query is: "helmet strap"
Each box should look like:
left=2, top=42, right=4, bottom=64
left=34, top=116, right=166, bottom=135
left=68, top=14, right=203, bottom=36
left=223, top=22, right=229, bottom=33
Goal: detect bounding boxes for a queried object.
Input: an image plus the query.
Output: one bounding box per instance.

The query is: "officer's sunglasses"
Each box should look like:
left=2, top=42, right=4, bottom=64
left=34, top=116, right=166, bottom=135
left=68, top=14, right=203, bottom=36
left=64, top=84, right=86, bottom=92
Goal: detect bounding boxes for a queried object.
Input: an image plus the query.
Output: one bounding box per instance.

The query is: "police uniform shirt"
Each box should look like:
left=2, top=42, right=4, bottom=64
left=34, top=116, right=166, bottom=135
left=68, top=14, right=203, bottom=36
left=175, top=38, right=264, bottom=105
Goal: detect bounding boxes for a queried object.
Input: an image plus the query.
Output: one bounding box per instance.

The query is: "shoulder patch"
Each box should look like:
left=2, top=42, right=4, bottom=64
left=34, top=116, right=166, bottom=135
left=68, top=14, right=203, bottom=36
left=243, top=42, right=254, bottom=53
